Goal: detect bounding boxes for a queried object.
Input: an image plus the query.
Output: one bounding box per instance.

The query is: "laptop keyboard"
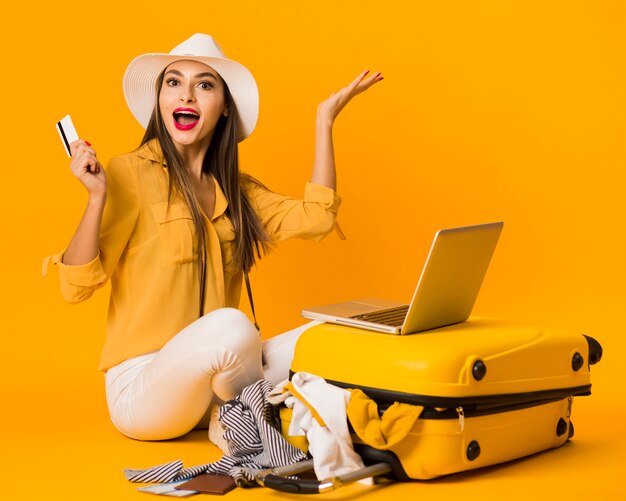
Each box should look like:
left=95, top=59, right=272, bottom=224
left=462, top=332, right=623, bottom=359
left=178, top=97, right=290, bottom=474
left=349, top=305, right=409, bottom=327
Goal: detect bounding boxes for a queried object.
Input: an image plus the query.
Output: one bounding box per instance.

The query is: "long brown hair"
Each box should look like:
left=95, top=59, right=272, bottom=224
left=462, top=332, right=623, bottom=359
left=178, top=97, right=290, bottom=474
left=140, top=68, right=271, bottom=316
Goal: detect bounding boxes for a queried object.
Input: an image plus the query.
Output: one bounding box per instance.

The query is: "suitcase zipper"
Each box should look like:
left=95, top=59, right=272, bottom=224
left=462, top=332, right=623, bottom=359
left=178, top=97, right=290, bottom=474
left=456, top=407, right=465, bottom=432
left=313, top=375, right=592, bottom=410
left=567, top=396, right=573, bottom=418
left=415, top=397, right=566, bottom=420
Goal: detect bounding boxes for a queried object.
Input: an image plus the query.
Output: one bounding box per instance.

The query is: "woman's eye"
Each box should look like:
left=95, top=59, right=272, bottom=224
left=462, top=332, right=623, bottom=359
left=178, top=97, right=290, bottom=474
left=199, top=82, right=213, bottom=90
left=166, top=78, right=179, bottom=87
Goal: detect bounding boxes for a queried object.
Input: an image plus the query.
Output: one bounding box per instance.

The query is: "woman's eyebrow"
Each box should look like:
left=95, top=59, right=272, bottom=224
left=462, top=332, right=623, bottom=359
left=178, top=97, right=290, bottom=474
left=195, top=72, right=217, bottom=80
left=164, top=69, right=217, bottom=80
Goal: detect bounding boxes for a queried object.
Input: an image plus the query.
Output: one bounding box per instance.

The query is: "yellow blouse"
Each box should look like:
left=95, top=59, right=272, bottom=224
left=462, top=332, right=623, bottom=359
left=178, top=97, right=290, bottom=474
left=43, top=139, right=342, bottom=371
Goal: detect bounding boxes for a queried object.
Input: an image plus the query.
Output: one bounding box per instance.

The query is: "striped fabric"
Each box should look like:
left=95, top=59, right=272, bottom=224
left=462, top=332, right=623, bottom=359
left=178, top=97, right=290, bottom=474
left=124, top=380, right=309, bottom=487
left=124, top=460, right=209, bottom=483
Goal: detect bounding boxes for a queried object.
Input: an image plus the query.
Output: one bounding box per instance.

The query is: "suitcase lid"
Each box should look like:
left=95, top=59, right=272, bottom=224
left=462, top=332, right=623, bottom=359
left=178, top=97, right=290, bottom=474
left=291, top=317, right=593, bottom=400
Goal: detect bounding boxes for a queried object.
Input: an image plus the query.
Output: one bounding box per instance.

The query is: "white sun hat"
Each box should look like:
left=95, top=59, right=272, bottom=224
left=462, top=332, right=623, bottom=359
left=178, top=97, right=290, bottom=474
left=123, top=33, right=259, bottom=142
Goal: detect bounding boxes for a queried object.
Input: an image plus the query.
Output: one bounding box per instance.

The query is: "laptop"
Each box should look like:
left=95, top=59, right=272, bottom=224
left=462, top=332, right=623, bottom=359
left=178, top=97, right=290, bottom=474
left=301, top=221, right=503, bottom=334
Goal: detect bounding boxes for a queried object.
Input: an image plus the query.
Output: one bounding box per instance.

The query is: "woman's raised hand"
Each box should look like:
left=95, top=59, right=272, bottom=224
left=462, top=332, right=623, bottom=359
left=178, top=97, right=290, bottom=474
left=317, top=70, right=384, bottom=124
left=69, top=139, right=107, bottom=197
left=310, top=70, right=383, bottom=190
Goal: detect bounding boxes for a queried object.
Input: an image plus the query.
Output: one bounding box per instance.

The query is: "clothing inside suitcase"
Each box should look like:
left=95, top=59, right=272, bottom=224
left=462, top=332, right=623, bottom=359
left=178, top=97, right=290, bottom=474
left=258, top=318, right=602, bottom=493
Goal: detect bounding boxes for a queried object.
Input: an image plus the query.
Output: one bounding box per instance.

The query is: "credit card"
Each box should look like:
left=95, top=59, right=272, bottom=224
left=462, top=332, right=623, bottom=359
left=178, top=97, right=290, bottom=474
left=137, top=480, right=198, bottom=497
left=56, top=114, right=79, bottom=157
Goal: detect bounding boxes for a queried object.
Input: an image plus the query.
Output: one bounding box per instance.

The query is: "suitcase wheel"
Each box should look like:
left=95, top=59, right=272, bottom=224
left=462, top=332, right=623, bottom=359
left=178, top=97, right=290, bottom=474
left=584, top=335, right=603, bottom=365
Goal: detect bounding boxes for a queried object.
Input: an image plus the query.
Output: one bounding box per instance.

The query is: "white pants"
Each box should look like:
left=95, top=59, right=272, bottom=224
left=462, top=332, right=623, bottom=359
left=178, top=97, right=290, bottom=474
left=104, top=307, right=319, bottom=441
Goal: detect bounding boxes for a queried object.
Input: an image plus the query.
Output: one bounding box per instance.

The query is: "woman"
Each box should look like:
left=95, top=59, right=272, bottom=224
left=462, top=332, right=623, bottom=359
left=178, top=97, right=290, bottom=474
left=46, top=34, right=383, bottom=441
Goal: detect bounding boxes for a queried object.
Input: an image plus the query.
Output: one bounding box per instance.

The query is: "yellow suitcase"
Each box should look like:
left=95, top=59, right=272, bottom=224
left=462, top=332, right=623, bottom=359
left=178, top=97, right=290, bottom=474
left=258, top=318, right=602, bottom=493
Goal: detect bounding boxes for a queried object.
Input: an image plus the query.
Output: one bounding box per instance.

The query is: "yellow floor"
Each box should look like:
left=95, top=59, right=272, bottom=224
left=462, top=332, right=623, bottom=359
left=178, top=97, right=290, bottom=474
left=3, top=372, right=623, bottom=501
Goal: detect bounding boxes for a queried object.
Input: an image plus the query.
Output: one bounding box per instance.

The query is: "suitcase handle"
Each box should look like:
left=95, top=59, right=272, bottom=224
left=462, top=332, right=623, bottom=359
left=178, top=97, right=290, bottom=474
left=256, top=460, right=392, bottom=494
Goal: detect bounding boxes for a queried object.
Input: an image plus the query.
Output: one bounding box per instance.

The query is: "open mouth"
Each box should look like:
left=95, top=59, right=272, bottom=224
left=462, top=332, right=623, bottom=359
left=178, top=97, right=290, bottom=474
left=173, top=109, right=200, bottom=130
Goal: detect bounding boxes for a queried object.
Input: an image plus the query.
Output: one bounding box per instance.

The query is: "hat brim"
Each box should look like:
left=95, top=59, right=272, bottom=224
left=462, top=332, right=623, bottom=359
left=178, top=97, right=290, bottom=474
left=123, top=53, right=259, bottom=142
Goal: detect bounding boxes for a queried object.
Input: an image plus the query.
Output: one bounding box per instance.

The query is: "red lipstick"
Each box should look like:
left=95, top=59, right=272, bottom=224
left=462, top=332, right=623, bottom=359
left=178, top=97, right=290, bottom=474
left=173, top=107, right=200, bottom=131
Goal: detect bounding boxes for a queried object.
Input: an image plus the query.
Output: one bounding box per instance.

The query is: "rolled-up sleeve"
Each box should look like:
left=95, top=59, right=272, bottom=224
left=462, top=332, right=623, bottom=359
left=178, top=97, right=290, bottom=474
left=45, top=252, right=107, bottom=303
left=43, top=155, right=140, bottom=304
left=245, top=180, right=342, bottom=242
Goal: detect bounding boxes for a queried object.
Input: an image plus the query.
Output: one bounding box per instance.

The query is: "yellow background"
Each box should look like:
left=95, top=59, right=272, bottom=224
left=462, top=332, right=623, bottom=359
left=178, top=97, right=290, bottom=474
left=1, top=0, right=624, bottom=499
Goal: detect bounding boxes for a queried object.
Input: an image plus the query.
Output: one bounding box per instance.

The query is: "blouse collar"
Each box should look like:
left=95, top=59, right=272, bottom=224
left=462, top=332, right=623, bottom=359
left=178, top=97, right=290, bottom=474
left=136, top=139, right=229, bottom=220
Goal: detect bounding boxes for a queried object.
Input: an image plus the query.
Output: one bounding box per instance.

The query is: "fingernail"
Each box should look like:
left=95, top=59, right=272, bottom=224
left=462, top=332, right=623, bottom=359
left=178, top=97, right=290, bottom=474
left=85, top=140, right=92, bottom=146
